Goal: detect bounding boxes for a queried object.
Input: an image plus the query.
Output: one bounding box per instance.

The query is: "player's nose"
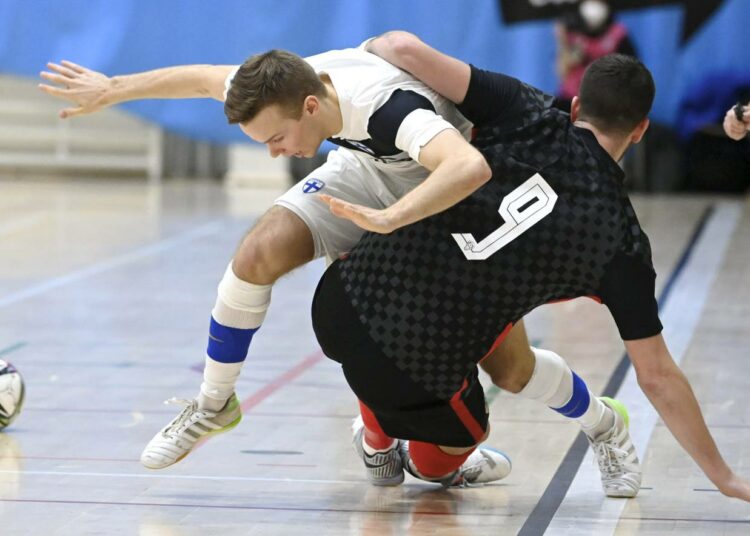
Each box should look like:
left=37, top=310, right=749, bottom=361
left=268, top=146, right=284, bottom=158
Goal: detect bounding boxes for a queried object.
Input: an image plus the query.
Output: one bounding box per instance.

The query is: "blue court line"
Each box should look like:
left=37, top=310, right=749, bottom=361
left=0, top=221, right=224, bottom=308
left=518, top=205, right=714, bottom=536
left=0, top=341, right=27, bottom=358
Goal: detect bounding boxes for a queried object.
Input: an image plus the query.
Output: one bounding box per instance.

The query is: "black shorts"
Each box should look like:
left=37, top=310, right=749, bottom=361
left=312, top=260, right=488, bottom=448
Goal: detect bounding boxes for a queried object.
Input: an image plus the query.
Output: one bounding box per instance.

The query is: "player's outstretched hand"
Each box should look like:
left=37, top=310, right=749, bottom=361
left=715, top=472, right=750, bottom=502
left=38, top=61, right=111, bottom=118
left=723, top=106, right=749, bottom=141
left=318, top=194, right=397, bottom=234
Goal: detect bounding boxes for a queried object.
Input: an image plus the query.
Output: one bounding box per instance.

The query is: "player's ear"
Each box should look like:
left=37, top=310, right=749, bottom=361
left=303, top=95, right=320, bottom=116
left=570, top=96, right=580, bottom=122
left=630, top=118, right=650, bottom=144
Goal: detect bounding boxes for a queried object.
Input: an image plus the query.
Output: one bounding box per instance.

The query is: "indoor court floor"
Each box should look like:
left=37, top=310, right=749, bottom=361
left=0, top=177, right=748, bottom=535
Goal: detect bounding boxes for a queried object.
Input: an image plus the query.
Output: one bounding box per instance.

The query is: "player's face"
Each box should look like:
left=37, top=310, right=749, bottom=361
left=239, top=104, right=323, bottom=159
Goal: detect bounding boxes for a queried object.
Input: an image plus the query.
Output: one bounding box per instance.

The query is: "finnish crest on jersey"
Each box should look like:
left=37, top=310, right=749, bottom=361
left=302, top=178, right=325, bottom=193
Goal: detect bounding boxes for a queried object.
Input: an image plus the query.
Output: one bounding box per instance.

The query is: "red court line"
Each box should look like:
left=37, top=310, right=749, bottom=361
left=191, top=350, right=326, bottom=453
left=239, top=350, right=326, bottom=413
left=14, top=351, right=328, bottom=464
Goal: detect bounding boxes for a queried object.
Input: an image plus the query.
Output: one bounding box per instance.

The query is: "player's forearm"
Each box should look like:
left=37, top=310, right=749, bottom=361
left=637, top=366, right=732, bottom=485
left=385, top=151, right=490, bottom=230
left=107, top=65, right=232, bottom=105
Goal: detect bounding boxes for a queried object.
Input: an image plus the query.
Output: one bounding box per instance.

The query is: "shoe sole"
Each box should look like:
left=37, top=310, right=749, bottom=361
left=369, top=472, right=405, bottom=486
left=142, top=413, right=242, bottom=470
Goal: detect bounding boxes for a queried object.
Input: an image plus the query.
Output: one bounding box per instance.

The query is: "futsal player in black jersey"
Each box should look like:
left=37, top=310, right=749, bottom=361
left=315, top=32, right=750, bottom=501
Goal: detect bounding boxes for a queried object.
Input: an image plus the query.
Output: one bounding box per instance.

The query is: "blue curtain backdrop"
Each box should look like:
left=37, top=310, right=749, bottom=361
left=1, top=0, right=748, bottom=143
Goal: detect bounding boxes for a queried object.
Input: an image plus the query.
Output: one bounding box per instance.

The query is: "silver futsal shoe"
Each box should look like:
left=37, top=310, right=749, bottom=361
left=451, top=446, right=513, bottom=487
left=140, top=393, right=242, bottom=469
left=587, top=397, right=642, bottom=498
left=351, top=415, right=404, bottom=486
left=400, top=441, right=512, bottom=488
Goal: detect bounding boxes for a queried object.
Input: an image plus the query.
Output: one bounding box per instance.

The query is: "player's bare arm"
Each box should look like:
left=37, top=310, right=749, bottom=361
left=625, top=334, right=750, bottom=501
left=319, top=128, right=490, bottom=233
left=39, top=62, right=235, bottom=118
left=366, top=31, right=471, bottom=105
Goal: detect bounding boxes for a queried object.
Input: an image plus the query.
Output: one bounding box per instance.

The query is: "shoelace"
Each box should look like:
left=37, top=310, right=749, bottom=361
left=161, top=398, right=210, bottom=438
left=592, top=440, right=630, bottom=476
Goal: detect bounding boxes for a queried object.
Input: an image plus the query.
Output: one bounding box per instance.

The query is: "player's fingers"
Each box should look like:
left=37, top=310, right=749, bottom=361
left=46, top=62, right=78, bottom=78
left=60, top=106, right=84, bottom=119
left=330, top=200, right=364, bottom=222
left=60, top=60, right=87, bottom=73
left=37, top=83, right=69, bottom=98
left=329, top=199, right=352, bottom=218
left=39, top=71, right=71, bottom=86
left=317, top=193, right=333, bottom=206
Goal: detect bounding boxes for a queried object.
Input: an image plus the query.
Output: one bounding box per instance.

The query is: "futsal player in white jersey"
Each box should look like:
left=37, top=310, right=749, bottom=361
left=39, top=43, right=517, bottom=482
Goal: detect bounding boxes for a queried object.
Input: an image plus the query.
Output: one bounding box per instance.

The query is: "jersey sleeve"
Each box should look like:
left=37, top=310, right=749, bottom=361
left=367, top=89, right=458, bottom=164
left=597, top=252, right=663, bottom=340
left=223, top=65, right=240, bottom=101
left=457, top=65, right=525, bottom=127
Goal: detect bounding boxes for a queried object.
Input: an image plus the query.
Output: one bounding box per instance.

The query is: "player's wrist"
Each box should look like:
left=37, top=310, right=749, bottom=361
left=103, top=75, right=126, bottom=106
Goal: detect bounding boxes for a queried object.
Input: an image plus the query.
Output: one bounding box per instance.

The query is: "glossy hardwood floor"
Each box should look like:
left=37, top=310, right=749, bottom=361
left=0, top=177, right=748, bottom=535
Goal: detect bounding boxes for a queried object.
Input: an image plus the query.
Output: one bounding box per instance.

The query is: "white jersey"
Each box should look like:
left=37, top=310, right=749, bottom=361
left=224, top=46, right=472, bottom=177
left=224, top=47, right=474, bottom=260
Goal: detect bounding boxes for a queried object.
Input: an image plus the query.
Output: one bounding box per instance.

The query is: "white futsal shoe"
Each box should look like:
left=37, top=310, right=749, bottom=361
left=587, top=397, right=642, bottom=498
left=400, top=441, right=512, bottom=488
left=140, top=394, right=242, bottom=469
left=351, top=415, right=404, bottom=486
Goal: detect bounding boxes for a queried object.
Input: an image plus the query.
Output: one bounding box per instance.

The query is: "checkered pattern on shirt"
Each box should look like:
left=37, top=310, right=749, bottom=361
left=339, top=82, right=655, bottom=400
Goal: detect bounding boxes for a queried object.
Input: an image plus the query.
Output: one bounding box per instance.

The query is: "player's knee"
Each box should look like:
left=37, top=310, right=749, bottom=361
left=486, top=349, right=534, bottom=393
left=233, top=232, right=296, bottom=285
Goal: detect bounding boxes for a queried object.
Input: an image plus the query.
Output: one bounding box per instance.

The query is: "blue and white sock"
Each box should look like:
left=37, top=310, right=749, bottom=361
left=198, top=264, right=271, bottom=411
left=516, top=347, right=613, bottom=437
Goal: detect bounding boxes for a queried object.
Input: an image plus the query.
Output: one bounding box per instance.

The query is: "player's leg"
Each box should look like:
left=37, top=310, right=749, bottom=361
left=140, top=206, right=314, bottom=470
left=313, top=263, right=403, bottom=485
left=141, top=150, right=376, bottom=470
left=391, top=369, right=510, bottom=488
left=481, top=321, right=641, bottom=497
left=313, top=263, right=510, bottom=487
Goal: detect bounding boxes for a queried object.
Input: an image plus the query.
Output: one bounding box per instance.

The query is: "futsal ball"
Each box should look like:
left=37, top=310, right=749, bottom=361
left=0, top=360, right=24, bottom=431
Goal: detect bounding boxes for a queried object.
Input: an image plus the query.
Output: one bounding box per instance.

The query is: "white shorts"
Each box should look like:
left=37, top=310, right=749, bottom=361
left=275, top=148, right=428, bottom=260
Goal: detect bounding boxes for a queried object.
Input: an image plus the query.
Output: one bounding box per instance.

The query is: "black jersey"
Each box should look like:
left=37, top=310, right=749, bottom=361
left=337, top=66, right=662, bottom=399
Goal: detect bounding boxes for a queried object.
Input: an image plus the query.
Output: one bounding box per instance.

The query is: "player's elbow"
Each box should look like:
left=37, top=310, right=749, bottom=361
left=382, top=31, right=424, bottom=72
left=465, top=152, right=492, bottom=188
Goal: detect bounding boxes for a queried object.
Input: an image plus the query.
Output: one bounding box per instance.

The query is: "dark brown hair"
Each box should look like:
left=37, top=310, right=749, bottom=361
left=224, top=49, right=326, bottom=124
left=578, top=54, right=655, bottom=135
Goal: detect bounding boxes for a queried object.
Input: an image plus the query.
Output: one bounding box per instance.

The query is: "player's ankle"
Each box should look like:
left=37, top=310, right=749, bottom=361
left=197, top=391, right=228, bottom=411
left=362, top=436, right=397, bottom=455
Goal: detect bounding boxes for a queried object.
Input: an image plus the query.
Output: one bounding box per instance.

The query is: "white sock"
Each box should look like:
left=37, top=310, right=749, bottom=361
left=517, top=347, right=612, bottom=436
left=362, top=436, right=398, bottom=455
left=579, top=401, right=615, bottom=438
left=198, top=263, right=272, bottom=410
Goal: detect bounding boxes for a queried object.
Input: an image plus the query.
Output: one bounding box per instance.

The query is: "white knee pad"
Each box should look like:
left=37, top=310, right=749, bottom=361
left=212, top=263, right=272, bottom=329
left=517, top=347, right=573, bottom=408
